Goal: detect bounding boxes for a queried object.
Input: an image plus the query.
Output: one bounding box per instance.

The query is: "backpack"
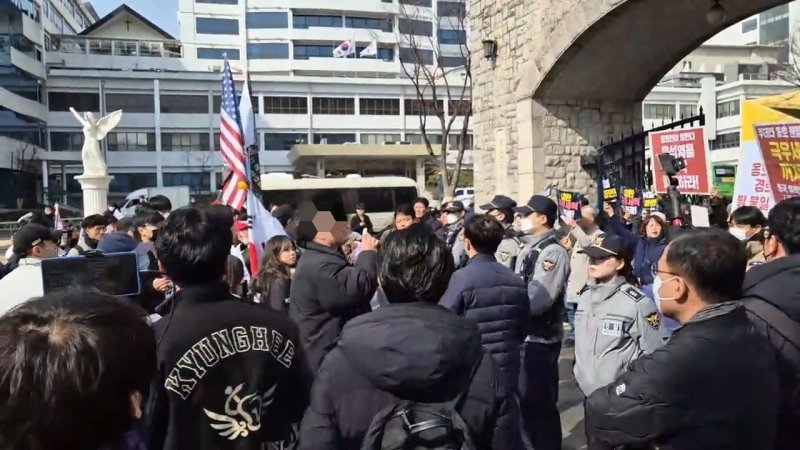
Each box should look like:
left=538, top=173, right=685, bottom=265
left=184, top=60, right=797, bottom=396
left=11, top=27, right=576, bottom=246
left=360, top=360, right=480, bottom=450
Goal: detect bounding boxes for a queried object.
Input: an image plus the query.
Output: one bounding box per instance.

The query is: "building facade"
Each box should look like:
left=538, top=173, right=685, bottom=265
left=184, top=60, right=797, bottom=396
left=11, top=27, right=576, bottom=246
left=2, top=0, right=472, bottom=208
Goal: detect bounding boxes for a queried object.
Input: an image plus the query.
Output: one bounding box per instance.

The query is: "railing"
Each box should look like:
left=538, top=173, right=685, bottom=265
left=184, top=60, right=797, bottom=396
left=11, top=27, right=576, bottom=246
left=0, top=218, right=82, bottom=242
left=47, top=35, right=183, bottom=59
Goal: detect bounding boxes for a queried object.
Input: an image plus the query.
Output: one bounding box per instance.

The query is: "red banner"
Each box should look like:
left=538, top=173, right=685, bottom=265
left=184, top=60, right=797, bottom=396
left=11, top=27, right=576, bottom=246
left=754, top=123, right=800, bottom=202
left=650, top=127, right=710, bottom=195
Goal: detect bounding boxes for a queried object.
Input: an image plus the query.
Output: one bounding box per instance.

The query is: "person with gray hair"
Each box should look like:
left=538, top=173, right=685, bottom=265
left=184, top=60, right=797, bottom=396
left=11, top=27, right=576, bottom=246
left=561, top=204, right=604, bottom=345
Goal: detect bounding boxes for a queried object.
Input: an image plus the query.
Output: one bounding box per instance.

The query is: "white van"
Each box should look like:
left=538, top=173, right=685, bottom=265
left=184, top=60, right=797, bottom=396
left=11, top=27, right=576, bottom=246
left=119, top=186, right=191, bottom=217
left=259, top=174, right=419, bottom=231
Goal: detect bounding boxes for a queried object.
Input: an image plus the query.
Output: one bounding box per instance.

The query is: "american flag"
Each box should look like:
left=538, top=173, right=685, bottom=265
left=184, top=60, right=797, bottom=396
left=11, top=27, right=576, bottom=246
left=219, top=58, right=247, bottom=211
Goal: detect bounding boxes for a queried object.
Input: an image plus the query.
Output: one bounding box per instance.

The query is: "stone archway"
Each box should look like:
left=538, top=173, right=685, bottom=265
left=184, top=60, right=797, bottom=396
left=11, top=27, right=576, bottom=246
left=471, top=0, right=791, bottom=202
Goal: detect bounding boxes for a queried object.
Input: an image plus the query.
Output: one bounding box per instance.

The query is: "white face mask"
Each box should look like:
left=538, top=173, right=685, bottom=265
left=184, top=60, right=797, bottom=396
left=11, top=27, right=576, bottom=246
left=446, top=213, right=459, bottom=225
left=653, top=275, right=679, bottom=314
left=161, top=212, right=170, bottom=219
left=519, top=217, right=534, bottom=233
left=729, top=228, right=748, bottom=242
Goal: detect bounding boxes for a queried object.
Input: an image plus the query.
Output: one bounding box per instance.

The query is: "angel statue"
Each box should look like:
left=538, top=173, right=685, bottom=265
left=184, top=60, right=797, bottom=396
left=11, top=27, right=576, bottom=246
left=69, top=107, right=123, bottom=177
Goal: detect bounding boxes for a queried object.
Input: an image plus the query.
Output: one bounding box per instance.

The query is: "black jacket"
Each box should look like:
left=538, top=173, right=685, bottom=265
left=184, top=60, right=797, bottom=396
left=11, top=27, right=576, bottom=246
left=145, top=281, right=311, bottom=450
left=298, top=302, right=524, bottom=450
left=741, top=254, right=800, bottom=450
left=349, top=214, right=374, bottom=235
left=585, top=303, right=778, bottom=450
left=289, top=242, right=378, bottom=372
left=439, top=254, right=530, bottom=388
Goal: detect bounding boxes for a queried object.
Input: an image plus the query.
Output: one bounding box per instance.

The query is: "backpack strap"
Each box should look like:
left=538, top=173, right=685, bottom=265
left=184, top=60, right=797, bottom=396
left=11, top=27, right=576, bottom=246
left=521, top=236, right=558, bottom=284
left=744, top=298, right=800, bottom=347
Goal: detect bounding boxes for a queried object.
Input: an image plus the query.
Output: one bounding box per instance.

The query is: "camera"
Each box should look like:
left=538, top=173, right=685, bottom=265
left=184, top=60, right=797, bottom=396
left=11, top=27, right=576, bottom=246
left=657, top=153, right=687, bottom=177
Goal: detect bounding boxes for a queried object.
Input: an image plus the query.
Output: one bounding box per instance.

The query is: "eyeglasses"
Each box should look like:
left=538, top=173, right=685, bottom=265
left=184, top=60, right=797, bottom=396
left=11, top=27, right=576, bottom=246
left=650, top=263, right=679, bottom=278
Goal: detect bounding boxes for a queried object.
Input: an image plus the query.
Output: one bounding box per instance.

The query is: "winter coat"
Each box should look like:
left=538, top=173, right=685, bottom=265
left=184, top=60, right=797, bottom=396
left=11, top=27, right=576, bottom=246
left=632, top=236, right=667, bottom=286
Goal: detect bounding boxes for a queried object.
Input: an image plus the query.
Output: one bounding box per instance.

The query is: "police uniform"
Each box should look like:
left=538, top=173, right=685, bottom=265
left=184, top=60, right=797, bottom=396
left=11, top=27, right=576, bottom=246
left=479, top=195, right=524, bottom=270
left=442, top=201, right=467, bottom=267
left=572, top=235, right=670, bottom=397
left=513, top=195, right=570, bottom=450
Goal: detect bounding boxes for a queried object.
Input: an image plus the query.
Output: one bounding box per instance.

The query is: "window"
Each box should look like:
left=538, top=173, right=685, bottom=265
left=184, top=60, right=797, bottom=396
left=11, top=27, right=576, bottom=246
left=449, top=100, right=471, bottom=116
left=360, top=98, right=400, bottom=115
left=196, top=17, right=239, bottom=35
left=109, top=173, right=157, bottom=193
left=264, top=133, right=308, bottom=150
left=212, top=95, right=258, bottom=113
left=48, top=92, right=99, bottom=111
left=438, top=29, right=466, bottom=45
left=246, top=11, right=288, bottom=28
left=679, top=104, right=697, bottom=118
left=356, top=45, right=394, bottom=60
left=399, top=0, right=432, bottom=6
left=399, top=47, right=434, bottom=65
left=263, top=97, right=307, bottom=114
left=247, top=42, right=289, bottom=59
left=448, top=133, right=472, bottom=149
left=398, top=18, right=433, bottom=36
left=164, top=172, right=211, bottom=192
left=360, top=133, right=401, bottom=144
left=213, top=131, right=261, bottom=151
left=439, top=55, right=467, bottom=67
left=161, top=95, right=209, bottom=113
left=313, top=133, right=357, bottom=144
left=345, top=16, right=392, bottom=32
left=742, top=18, right=757, bottom=33
left=406, top=133, right=443, bottom=144
left=312, top=97, right=355, bottom=115
left=710, top=132, right=740, bottom=150
left=405, top=99, right=443, bottom=116
left=437, top=1, right=466, bottom=17
left=161, top=133, right=212, bottom=151
left=716, top=99, right=740, bottom=118
left=107, top=132, right=156, bottom=152
left=49, top=131, right=82, bottom=151
left=0, top=107, right=45, bottom=147
left=105, top=93, right=154, bottom=113
left=293, top=15, right=342, bottom=29
left=293, top=44, right=337, bottom=59
left=642, top=104, right=676, bottom=120
left=197, top=47, right=240, bottom=59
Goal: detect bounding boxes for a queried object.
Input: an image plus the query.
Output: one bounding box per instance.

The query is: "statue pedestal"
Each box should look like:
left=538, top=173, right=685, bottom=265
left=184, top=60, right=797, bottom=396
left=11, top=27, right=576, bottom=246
left=75, top=174, right=114, bottom=217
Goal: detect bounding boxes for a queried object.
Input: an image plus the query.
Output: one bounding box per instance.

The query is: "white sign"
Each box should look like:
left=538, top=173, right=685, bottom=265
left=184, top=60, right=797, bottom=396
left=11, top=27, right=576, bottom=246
left=731, top=141, right=775, bottom=214
left=690, top=205, right=710, bottom=228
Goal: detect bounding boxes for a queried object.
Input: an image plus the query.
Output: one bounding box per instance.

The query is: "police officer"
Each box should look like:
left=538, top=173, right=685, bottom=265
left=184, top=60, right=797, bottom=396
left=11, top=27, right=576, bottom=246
left=514, top=195, right=570, bottom=450
left=442, top=200, right=468, bottom=267
left=572, top=234, right=669, bottom=397
left=480, top=195, right=525, bottom=270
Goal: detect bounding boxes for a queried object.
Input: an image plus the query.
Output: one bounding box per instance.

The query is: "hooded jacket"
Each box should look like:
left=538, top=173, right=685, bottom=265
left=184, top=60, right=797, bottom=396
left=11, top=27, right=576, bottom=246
left=741, top=254, right=800, bottom=450
left=298, top=302, right=524, bottom=450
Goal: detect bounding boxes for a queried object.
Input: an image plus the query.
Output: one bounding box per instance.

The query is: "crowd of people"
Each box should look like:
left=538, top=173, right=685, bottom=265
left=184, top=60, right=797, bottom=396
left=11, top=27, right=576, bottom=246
left=0, top=189, right=797, bottom=450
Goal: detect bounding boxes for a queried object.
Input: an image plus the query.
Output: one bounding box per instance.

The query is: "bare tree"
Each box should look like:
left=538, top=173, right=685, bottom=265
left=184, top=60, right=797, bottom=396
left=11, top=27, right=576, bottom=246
left=776, top=29, right=800, bottom=87
left=394, top=2, right=472, bottom=198
left=184, top=151, right=213, bottom=195
left=10, top=140, right=38, bottom=172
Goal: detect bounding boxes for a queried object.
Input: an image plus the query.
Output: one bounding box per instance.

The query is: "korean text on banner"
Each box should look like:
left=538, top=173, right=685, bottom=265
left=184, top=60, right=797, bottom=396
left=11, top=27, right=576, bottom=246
left=731, top=143, right=774, bottom=214
left=557, top=190, right=582, bottom=220
left=621, top=187, right=642, bottom=217
left=753, top=123, right=800, bottom=201
left=650, top=127, right=711, bottom=195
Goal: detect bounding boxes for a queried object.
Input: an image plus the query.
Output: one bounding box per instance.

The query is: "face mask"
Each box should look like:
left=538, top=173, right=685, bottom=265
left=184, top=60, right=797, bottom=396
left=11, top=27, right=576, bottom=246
left=653, top=275, right=679, bottom=312
left=520, top=218, right=534, bottom=233
left=150, top=229, right=160, bottom=242
left=729, top=228, right=748, bottom=242
left=161, top=212, right=170, bottom=219
left=446, top=214, right=459, bottom=225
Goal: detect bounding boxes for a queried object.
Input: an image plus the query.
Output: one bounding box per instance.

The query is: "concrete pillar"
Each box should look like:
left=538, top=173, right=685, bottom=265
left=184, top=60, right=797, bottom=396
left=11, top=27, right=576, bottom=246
left=415, top=157, right=426, bottom=195
left=41, top=159, right=49, bottom=204
left=316, top=159, right=325, bottom=178
left=75, top=175, right=114, bottom=216
left=60, top=164, right=67, bottom=205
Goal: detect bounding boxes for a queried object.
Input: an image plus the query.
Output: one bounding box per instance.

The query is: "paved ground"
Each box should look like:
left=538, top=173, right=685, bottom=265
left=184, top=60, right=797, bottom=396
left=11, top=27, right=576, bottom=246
left=558, top=345, right=587, bottom=450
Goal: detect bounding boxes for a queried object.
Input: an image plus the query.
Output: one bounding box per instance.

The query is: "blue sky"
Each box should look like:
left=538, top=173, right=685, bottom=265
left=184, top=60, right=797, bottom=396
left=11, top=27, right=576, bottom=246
left=89, top=0, right=179, bottom=37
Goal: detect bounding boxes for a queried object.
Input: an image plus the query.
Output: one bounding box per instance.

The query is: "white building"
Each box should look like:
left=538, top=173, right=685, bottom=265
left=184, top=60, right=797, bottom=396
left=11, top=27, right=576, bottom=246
left=2, top=1, right=472, bottom=208
left=705, top=2, right=800, bottom=62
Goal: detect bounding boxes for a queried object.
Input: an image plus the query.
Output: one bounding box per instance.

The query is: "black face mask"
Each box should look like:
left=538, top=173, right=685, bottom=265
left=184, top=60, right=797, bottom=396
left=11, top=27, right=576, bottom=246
left=149, top=228, right=160, bottom=243
left=85, top=235, right=99, bottom=249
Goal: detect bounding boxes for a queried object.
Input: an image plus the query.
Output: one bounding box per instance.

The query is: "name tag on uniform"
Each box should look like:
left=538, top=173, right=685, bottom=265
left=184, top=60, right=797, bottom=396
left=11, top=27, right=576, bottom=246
left=602, top=319, right=623, bottom=337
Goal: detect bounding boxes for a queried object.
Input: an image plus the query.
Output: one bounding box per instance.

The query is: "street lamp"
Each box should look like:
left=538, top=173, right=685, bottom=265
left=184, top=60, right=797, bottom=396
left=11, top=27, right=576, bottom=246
left=482, top=39, right=497, bottom=61
left=707, top=0, right=726, bottom=26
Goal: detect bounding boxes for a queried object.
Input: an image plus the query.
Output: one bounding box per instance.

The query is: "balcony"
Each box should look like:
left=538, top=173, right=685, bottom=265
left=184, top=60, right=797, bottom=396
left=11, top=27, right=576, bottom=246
left=46, top=35, right=191, bottom=72
left=0, top=87, right=47, bottom=121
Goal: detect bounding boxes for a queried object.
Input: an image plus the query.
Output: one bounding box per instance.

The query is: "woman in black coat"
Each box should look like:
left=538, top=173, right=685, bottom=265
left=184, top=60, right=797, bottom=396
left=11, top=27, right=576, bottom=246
left=250, top=235, right=297, bottom=312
